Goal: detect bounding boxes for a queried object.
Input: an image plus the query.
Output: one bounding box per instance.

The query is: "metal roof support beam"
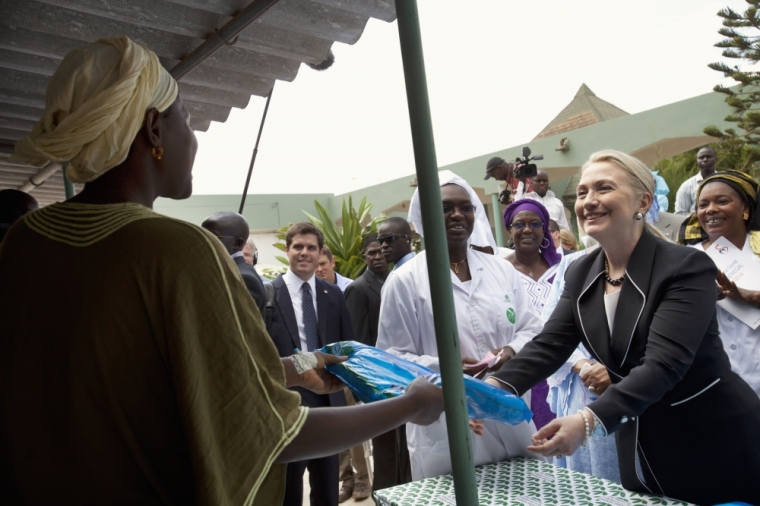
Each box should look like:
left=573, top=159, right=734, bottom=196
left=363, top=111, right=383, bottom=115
left=491, top=193, right=505, bottom=248
left=170, top=0, right=282, bottom=80
left=394, top=1, right=479, bottom=504
left=239, top=86, right=274, bottom=214
left=62, top=163, right=75, bottom=199
left=18, top=163, right=62, bottom=193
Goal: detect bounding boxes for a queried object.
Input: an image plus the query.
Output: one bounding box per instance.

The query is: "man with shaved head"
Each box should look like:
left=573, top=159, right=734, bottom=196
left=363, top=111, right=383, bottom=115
left=513, top=169, right=570, bottom=230
left=202, top=211, right=266, bottom=316
left=378, top=217, right=415, bottom=270
left=0, top=189, right=39, bottom=243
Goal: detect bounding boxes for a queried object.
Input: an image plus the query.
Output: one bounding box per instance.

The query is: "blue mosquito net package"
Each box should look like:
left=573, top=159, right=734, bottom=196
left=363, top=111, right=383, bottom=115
left=320, top=341, right=532, bottom=425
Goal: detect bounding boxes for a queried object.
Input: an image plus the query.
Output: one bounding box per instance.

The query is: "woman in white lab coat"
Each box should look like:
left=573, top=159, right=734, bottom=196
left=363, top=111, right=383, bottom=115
left=376, top=171, right=545, bottom=480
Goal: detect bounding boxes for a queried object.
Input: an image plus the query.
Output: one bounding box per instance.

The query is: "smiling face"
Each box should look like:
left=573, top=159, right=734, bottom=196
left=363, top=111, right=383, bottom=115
left=440, top=184, right=475, bottom=249
left=285, top=233, right=321, bottom=281
left=697, top=181, right=748, bottom=243
left=510, top=210, right=544, bottom=255
left=575, top=161, right=649, bottom=244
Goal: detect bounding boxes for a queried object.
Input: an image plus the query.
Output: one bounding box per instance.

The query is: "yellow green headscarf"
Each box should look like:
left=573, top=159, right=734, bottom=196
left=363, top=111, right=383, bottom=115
left=11, top=37, right=178, bottom=184
left=678, top=170, right=760, bottom=256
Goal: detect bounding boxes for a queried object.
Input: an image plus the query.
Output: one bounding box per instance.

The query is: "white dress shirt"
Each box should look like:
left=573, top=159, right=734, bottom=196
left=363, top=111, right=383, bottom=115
left=377, top=249, right=545, bottom=479
left=283, top=269, right=318, bottom=353
left=674, top=173, right=704, bottom=215
left=333, top=272, right=353, bottom=293
left=514, top=183, right=571, bottom=230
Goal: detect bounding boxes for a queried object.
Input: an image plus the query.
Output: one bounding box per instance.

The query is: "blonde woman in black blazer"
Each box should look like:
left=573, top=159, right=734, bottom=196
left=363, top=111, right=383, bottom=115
left=489, top=150, right=760, bottom=505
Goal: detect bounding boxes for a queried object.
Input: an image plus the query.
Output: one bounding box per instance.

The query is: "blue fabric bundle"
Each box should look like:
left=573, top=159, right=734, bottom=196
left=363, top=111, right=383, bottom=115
left=320, top=341, right=532, bottom=425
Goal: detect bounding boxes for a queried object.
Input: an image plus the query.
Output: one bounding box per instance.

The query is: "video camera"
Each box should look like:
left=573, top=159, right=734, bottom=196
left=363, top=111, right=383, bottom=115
left=514, top=146, right=543, bottom=179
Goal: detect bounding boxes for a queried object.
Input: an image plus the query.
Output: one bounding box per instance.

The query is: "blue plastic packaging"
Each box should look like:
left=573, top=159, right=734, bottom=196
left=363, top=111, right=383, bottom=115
left=320, top=341, right=532, bottom=425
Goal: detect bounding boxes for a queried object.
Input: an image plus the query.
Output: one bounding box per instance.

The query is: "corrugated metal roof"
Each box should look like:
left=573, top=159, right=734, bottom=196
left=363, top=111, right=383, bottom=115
left=0, top=0, right=396, bottom=205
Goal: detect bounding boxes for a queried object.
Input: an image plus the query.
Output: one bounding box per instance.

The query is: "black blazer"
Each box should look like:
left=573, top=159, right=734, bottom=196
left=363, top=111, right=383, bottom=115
left=233, top=256, right=266, bottom=316
left=495, top=232, right=760, bottom=505
left=344, top=268, right=384, bottom=347
left=269, top=274, right=353, bottom=408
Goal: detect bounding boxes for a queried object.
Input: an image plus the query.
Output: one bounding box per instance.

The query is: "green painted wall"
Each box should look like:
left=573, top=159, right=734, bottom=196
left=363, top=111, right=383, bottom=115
left=155, top=193, right=331, bottom=229
left=158, top=88, right=733, bottom=228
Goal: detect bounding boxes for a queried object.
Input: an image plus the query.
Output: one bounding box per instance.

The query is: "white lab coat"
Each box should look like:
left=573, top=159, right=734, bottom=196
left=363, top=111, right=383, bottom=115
left=377, top=249, right=546, bottom=480
left=690, top=237, right=760, bottom=397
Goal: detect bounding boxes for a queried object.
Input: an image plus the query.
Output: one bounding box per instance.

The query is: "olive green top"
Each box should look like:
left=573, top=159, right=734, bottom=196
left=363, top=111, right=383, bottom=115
left=0, top=202, right=306, bottom=505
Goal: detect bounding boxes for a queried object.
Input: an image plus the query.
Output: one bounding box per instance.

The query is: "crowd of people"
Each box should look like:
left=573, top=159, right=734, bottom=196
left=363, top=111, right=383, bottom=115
left=2, top=36, right=760, bottom=506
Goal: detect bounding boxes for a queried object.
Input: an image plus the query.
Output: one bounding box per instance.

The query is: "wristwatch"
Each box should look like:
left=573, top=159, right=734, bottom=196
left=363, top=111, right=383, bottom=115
left=588, top=409, right=607, bottom=437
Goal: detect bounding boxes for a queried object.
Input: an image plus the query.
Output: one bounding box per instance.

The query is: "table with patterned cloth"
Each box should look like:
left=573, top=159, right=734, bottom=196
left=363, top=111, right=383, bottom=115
left=373, top=457, right=693, bottom=506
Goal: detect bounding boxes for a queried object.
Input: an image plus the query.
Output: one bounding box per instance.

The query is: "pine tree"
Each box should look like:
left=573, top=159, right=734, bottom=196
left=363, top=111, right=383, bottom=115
left=704, top=0, right=760, bottom=175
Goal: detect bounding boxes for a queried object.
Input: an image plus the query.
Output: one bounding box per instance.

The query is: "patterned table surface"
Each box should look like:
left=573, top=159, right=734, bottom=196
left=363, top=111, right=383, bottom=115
left=373, top=457, right=693, bottom=506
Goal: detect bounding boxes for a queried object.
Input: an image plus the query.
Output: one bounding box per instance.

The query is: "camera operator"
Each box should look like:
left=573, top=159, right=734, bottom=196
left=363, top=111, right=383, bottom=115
left=513, top=168, right=570, bottom=231
left=484, top=157, right=528, bottom=205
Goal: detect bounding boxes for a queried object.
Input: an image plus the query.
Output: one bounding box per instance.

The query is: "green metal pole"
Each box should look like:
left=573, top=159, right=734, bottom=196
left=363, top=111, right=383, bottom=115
left=62, top=163, right=75, bottom=199
left=394, top=2, right=479, bottom=505
left=491, top=193, right=505, bottom=248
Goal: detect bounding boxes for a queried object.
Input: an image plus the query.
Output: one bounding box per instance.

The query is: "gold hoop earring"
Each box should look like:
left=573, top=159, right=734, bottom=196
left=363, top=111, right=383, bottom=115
left=151, top=146, right=164, bottom=160
left=744, top=212, right=750, bottom=220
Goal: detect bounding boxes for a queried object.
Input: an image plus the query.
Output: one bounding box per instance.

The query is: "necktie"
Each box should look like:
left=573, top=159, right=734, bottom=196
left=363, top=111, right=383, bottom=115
left=301, top=282, right=320, bottom=351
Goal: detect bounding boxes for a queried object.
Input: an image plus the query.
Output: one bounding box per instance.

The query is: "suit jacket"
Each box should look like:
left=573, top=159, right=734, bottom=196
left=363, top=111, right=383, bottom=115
left=494, top=231, right=760, bottom=504
left=269, top=274, right=353, bottom=408
left=233, top=256, right=266, bottom=316
left=344, top=268, right=384, bottom=347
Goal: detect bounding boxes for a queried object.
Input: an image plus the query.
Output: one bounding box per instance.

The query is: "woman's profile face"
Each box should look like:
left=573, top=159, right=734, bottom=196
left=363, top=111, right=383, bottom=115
left=440, top=184, right=475, bottom=247
left=697, top=181, right=748, bottom=241
left=158, top=96, right=198, bottom=200
left=509, top=210, right=544, bottom=255
left=575, top=161, right=641, bottom=242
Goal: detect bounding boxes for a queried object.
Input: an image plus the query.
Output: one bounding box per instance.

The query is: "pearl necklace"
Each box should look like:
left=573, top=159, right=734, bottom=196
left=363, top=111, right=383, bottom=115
left=604, top=259, right=626, bottom=286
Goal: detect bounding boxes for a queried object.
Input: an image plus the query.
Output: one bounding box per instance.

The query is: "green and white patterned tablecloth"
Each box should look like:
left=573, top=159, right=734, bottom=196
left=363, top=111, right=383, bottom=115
left=373, top=457, right=693, bottom=506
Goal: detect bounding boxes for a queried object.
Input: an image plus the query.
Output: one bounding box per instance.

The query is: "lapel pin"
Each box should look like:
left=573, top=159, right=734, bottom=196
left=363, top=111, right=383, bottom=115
left=324, top=290, right=328, bottom=293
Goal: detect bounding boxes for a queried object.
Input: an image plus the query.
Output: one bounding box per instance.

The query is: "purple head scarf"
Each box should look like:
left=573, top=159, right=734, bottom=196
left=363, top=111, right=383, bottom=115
left=503, top=199, right=562, bottom=267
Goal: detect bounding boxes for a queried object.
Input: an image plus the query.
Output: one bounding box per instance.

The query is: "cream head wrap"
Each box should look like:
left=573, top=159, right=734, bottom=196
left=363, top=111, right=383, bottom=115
left=12, top=36, right=178, bottom=184
left=408, top=170, right=499, bottom=252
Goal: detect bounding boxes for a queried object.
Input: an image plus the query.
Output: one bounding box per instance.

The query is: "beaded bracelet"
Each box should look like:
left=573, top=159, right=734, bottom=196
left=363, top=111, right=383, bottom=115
left=578, top=409, right=590, bottom=447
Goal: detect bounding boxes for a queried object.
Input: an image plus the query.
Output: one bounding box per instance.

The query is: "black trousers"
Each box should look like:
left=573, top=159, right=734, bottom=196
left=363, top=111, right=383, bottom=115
left=283, top=389, right=339, bottom=506
left=282, top=454, right=339, bottom=506
left=372, top=426, right=412, bottom=491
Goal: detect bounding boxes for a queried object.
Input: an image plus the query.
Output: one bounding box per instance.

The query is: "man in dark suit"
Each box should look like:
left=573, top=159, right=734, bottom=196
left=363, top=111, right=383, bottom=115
left=269, top=222, right=354, bottom=506
left=337, top=234, right=388, bottom=502
left=201, top=212, right=266, bottom=316
left=345, top=234, right=387, bottom=348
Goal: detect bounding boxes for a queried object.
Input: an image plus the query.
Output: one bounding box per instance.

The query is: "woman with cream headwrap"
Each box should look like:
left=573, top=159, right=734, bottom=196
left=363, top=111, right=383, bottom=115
left=0, top=37, right=445, bottom=505
left=377, top=171, right=545, bottom=481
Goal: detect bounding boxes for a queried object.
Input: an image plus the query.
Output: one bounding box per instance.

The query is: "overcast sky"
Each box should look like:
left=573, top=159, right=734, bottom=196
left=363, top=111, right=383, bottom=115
left=189, top=0, right=746, bottom=196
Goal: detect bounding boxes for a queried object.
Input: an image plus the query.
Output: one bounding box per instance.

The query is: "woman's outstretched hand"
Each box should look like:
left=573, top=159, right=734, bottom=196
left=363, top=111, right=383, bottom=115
left=299, top=352, right=347, bottom=395
left=527, top=412, right=587, bottom=458
left=406, top=377, right=445, bottom=426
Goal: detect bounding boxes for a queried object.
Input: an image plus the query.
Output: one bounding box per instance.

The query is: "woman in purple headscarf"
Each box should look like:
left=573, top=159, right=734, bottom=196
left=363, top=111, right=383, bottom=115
left=503, top=199, right=562, bottom=430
